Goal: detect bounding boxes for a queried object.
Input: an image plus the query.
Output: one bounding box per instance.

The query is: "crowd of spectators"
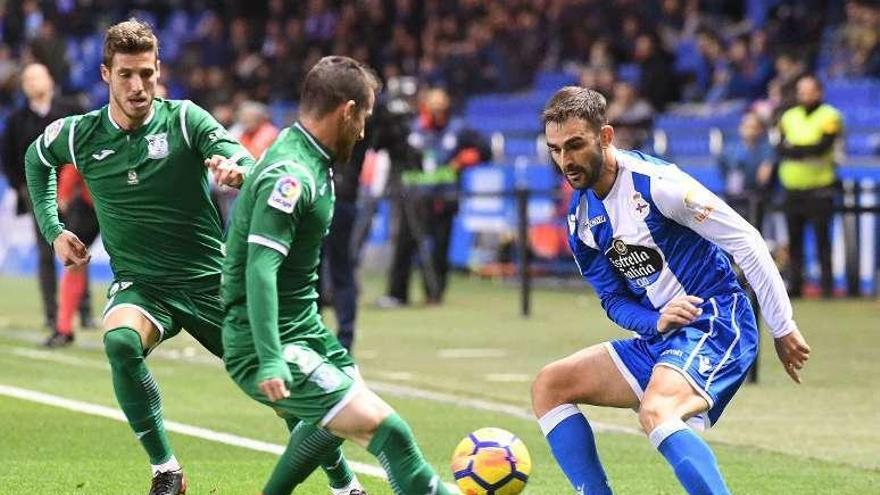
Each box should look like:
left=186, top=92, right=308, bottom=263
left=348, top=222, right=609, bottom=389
left=0, top=1, right=877, bottom=124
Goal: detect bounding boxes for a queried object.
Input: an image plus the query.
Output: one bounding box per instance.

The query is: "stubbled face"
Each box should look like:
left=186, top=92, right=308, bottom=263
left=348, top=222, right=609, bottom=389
left=545, top=118, right=606, bottom=190
left=102, top=51, right=159, bottom=124
left=337, top=92, right=375, bottom=164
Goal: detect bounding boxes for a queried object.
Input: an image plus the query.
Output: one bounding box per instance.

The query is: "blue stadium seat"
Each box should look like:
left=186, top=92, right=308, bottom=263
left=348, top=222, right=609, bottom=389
left=846, top=132, right=880, bottom=157
left=534, top=71, right=578, bottom=92
left=617, top=63, right=642, bottom=85
left=269, top=101, right=298, bottom=127
left=504, top=137, right=538, bottom=158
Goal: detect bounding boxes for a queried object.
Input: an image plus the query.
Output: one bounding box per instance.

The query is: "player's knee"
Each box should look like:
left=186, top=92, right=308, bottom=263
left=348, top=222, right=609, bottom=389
left=531, top=362, right=568, bottom=416
left=638, top=398, right=674, bottom=434
left=103, top=327, right=144, bottom=361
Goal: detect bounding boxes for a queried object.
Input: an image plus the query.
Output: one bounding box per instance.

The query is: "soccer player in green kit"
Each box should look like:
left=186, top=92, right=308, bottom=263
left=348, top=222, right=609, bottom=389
left=222, top=56, right=451, bottom=495
left=25, top=19, right=364, bottom=495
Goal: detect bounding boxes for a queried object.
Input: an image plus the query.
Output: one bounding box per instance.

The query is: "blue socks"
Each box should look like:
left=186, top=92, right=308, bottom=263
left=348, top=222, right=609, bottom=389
left=650, top=419, right=731, bottom=495
left=539, top=404, right=612, bottom=495
left=540, top=405, right=730, bottom=495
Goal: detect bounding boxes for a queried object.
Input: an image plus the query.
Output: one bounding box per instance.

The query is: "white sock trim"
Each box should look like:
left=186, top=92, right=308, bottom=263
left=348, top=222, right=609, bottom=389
left=649, top=419, right=689, bottom=450
left=151, top=455, right=180, bottom=475
left=538, top=403, right=581, bottom=436
left=330, top=475, right=362, bottom=495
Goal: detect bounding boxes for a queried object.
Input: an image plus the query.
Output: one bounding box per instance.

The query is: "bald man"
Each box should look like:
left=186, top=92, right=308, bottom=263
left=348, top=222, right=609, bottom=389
left=1, top=63, right=91, bottom=339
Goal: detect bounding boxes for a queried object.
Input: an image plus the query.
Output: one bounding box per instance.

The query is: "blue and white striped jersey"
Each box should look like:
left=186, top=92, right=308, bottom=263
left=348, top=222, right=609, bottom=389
left=568, top=149, right=796, bottom=339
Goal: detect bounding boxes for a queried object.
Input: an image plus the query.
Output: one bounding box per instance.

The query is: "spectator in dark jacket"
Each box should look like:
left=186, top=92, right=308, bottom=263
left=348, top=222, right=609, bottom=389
left=0, top=63, right=91, bottom=332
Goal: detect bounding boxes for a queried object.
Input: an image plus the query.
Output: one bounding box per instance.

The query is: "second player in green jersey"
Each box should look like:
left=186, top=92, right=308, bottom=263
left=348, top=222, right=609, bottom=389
left=25, top=19, right=364, bottom=495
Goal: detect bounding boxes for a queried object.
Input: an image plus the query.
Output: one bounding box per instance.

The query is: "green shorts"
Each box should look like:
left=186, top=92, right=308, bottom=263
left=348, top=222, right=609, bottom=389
left=224, top=318, right=358, bottom=426
left=102, top=279, right=225, bottom=357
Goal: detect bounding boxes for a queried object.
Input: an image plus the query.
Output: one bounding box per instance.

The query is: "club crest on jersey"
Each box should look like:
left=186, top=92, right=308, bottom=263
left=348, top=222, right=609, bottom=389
left=127, top=169, right=139, bottom=185
left=268, top=175, right=301, bottom=213
left=630, top=192, right=650, bottom=219
left=43, top=118, right=64, bottom=146
left=145, top=133, right=169, bottom=159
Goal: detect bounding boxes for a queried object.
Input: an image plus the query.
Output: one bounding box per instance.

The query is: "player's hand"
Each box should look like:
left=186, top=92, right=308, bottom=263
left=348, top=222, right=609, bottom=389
left=774, top=328, right=811, bottom=384
left=205, top=155, right=246, bottom=189
left=657, top=295, right=704, bottom=334
left=52, top=230, right=90, bottom=267
left=259, top=378, right=290, bottom=402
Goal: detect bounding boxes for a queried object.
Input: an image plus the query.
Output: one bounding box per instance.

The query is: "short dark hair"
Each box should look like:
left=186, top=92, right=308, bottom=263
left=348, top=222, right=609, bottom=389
left=300, top=56, right=381, bottom=117
left=103, top=18, right=158, bottom=68
left=797, top=73, right=823, bottom=91
left=542, top=86, right=607, bottom=131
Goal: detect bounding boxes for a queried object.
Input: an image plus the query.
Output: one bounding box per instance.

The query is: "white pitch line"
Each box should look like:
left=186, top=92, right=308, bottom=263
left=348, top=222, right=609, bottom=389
left=437, top=348, right=507, bottom=359
left=8, top=347, right=110, bottom=370
left=0, top=334, right=641, bottom=436
left=0, top=383, right=460, bottom=493
left=367, top=381, right=641, bottom=436
left=484, top=373, right=531, bottom=383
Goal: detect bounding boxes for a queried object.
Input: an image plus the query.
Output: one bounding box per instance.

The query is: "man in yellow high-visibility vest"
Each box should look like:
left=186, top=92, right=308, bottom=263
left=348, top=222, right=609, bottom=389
left=777, top=74, right=843, bottom=298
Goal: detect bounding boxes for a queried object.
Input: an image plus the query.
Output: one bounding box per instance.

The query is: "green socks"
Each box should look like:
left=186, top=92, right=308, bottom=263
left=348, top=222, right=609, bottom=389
left=283, top=417, right=357, bottom=490
left=103, top=327, right=173, bottom=465
left=367, top=413, right=449, bottom=495
left=264, top=420, right=353, bottom=494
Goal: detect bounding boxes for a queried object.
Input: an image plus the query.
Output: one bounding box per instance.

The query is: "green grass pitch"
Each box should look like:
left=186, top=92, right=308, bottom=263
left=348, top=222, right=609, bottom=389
left=0, top=274, right=877, bottom=494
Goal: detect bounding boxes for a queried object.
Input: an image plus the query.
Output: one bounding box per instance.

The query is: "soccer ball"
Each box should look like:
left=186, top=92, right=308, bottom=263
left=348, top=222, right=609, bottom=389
left=451, top=427, right=531, bottom=495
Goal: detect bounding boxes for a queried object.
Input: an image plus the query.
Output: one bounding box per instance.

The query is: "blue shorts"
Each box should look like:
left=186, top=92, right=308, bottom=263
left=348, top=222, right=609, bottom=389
left=606, top=292, right=758, bottom=430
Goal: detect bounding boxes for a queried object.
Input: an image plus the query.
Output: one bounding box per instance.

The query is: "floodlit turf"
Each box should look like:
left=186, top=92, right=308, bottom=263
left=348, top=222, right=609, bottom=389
left=1, top=274, right=878, bottom=494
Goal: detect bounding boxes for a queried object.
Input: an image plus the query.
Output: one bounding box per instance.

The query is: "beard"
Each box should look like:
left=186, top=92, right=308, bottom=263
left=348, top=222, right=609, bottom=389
left=565, top=145, right=604, bottom=190
left=336, top=134, right=355, bottom=164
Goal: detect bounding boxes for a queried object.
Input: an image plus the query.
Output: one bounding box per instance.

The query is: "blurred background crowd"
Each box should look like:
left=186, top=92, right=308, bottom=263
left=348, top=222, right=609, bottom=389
left=0, top=0, right=879, bottom=345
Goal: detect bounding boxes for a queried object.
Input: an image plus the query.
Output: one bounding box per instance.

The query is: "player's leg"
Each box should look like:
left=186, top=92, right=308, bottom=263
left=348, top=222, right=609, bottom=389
left=102, top=286, right=185, bottom=494
left=324, top=387, right=450, bottom=495
left=530, top=343, right=640, bottom=494
left=184, top=294, right=363, bottom=493
left=645, top=293, right=758, bottom=495
left=640, top=366, right=729, bottom=495
left=258, top=416, right=363, bottom=495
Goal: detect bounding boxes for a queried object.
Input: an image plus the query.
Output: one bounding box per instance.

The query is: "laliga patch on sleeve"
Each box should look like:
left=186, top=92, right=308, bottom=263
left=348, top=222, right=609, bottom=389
left=684, top=186, right=715, bottom=223
left=267, top=175, right=301, bottom=213
left=43, top=118, right=64, bottom=147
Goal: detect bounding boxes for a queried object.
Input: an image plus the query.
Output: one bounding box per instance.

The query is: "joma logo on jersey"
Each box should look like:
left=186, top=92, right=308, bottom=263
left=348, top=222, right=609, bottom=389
left=587, top=215, right=606, bottom=228
left=145, top=133, right=169, bottom=159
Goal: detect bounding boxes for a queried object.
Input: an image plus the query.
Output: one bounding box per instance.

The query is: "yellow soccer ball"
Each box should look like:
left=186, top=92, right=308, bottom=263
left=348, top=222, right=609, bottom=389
left=451, top=427, right=532, bottom=495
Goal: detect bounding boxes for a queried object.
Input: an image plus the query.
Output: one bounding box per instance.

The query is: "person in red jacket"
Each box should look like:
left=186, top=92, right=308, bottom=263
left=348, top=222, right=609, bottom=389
left=45, top=165, right=98, bottom=347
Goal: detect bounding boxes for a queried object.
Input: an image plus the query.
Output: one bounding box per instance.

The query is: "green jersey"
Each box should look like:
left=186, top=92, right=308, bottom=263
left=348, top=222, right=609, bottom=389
left=25, top=98, right=254, bottom=288
left=222, top=122, right=335, bottom=360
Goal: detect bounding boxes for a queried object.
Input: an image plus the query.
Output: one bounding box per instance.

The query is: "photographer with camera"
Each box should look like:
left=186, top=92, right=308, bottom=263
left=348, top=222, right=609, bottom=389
left=376, top=87, right=491, bottom=308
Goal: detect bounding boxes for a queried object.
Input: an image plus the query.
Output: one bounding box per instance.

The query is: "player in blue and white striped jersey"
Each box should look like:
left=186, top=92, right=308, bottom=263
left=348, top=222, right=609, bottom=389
left=530, top=87, right=811, bottom=495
